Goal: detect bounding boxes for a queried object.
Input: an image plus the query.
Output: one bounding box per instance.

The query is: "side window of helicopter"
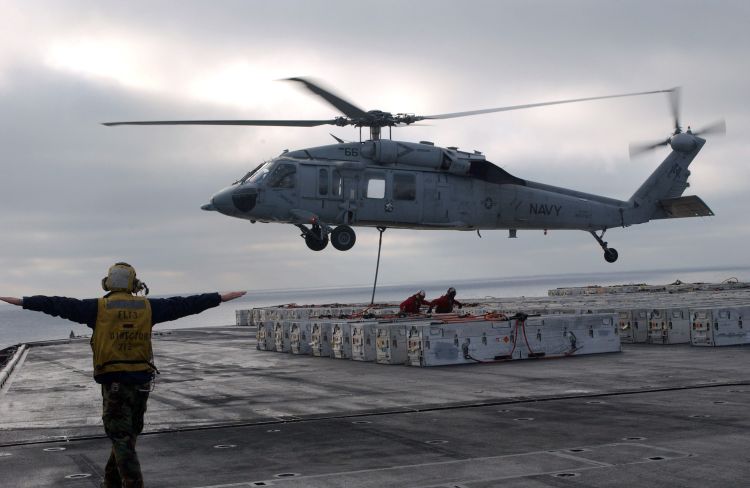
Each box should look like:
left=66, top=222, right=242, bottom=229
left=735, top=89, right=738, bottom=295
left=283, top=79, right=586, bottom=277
left=331, top=170, right=342, bottom=197
left=318, top=168, right=328, bottom=196
left=365, top=172, right=386, bottom=199
left=268, top=163, right=297, bottom=189
left=393, top=173, right=416, bottom=201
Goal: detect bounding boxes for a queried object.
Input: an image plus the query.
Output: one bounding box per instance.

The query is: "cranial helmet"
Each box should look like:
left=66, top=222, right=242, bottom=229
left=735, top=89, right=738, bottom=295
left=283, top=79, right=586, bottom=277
left=447, top=287, right=456, bottom=296
left=102, top=262, right=149, bottom=295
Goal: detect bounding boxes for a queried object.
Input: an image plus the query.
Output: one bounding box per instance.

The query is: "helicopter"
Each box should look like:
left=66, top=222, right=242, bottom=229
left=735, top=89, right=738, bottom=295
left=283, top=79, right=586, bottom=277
left=104, top=78, right=725, bottom=262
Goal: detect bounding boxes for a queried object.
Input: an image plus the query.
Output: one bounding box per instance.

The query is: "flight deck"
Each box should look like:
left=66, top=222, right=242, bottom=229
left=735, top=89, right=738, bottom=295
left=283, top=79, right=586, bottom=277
left=1, top=322, right=749, bottom=487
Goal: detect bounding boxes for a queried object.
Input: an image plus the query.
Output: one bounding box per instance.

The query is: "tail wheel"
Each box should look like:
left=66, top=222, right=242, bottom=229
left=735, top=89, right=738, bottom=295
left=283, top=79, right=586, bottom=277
left=331, top=225, right=356, bottom=251
left=305, top=234, right=329, bottom=251
left=604, top=248, right=619, bottom=263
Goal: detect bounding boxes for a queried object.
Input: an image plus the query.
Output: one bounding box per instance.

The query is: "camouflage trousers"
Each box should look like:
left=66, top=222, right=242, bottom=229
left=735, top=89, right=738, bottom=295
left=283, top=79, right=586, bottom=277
left=101, top=382, right=150, bottom=488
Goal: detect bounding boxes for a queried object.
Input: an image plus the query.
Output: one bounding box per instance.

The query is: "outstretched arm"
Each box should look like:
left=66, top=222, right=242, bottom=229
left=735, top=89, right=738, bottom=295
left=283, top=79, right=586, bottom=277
left=221, top=291, right=246, bottom=302
left=150, top=291, right=247, bottom=325
left=17, top=296, right=98, bottom=325
left=0, top=297, right=22, bottom=306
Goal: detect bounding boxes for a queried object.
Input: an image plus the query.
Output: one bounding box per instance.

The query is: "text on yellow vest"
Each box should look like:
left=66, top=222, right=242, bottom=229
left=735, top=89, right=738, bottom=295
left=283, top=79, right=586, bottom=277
left=91, top=292, right=154, bottom=377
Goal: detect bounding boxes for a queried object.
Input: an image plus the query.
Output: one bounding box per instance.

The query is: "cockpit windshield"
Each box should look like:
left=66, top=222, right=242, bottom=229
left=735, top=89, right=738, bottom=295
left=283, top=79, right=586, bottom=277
left=235, top=160, right=297, bottom=188
left=238, top=161, right=273, bottom=185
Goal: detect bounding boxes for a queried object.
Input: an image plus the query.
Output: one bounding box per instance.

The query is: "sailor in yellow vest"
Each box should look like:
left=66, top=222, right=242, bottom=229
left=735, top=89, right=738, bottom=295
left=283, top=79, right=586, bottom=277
left=1, top=262, right=246, bottom=488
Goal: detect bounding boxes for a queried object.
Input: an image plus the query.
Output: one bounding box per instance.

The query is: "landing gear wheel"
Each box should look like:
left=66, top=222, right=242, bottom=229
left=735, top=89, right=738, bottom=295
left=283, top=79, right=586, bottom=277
left=331, top=225, right=356, bottom=251
left=590, top=230, right=619, bottom=264
left=604, top=248, right=619, bottom=263
left=305, top=234, right=329, bottom=251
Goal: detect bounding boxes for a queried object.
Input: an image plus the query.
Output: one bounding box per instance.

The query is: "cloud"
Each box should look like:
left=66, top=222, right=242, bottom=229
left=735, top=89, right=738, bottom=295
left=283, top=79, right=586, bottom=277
left=0, top=1, right=748, bottom=298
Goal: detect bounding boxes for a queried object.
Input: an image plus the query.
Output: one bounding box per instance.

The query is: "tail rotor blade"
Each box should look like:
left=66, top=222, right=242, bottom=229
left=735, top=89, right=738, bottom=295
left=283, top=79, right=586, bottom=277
left=629, top=138, right=670, bottom=159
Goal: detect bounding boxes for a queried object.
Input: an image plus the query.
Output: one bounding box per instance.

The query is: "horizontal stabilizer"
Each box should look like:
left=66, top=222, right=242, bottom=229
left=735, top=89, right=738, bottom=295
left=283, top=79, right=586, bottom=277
left=653, top=195, right=714, bottom=219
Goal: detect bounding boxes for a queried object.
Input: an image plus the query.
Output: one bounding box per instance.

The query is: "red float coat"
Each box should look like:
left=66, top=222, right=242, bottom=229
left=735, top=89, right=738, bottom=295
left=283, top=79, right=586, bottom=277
left=430, top=294, right=462, bottom=313
left=399, top=294, right=429, bottom=314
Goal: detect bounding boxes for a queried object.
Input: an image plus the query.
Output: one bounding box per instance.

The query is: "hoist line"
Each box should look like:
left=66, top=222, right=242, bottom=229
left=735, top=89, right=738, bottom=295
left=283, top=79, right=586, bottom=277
left=371, top=227, right=386, bottom=305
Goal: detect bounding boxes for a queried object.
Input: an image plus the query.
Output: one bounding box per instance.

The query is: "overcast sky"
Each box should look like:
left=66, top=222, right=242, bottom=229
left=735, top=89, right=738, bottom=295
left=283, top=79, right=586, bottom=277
left=0, top=0, right=748, bottom=297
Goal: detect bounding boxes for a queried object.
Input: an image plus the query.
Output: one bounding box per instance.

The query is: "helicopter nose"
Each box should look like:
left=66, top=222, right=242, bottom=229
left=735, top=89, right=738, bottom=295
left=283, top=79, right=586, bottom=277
left=230, top=186, right=258, bottom=212
left=205, top=185, right=258, bottom=216
left=205, top=186, right=237, bottom=216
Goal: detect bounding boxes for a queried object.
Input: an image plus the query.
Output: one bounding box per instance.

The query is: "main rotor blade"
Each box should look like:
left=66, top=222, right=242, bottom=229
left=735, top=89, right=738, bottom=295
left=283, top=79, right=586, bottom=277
left=284, top=77, right=369, bottom=119
left=693, top=119, right=726, bottom=137
left=420, top=88, right=674, bottom=121
left=103, top=119, right=342, bottom=127
left=629, top=138, right=671, bottom=159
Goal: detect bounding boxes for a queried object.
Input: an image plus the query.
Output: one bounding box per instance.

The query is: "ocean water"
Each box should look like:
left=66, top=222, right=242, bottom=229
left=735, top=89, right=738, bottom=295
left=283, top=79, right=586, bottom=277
left=1, top=265, right=747, bottom=351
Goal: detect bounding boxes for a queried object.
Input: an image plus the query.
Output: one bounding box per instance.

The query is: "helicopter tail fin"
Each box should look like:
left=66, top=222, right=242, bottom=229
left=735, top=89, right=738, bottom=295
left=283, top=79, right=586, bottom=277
left=625, top=138, right=712, bottom=223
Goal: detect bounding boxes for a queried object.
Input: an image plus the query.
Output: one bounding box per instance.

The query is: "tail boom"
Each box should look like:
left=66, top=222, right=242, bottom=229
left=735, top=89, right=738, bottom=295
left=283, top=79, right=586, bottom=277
left=625, top=135, right=711, bottom=224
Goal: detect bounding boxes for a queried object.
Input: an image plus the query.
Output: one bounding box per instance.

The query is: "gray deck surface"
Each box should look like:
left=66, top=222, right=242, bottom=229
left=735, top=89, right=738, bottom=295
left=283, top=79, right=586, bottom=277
left=1, top=326, right=748, bottom=487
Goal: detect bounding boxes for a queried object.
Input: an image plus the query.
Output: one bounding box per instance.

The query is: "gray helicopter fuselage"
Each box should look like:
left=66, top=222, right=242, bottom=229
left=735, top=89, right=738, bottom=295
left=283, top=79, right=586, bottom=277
left=106, top=78, right=717, bottom=260
left=208, top=139, right=631, bottom=233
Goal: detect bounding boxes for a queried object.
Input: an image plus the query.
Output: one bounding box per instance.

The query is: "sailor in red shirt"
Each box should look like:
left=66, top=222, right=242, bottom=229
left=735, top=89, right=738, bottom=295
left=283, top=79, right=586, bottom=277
left=399, top=290, right=430, bottom=314
left=429, top=287, right=463, bottom=313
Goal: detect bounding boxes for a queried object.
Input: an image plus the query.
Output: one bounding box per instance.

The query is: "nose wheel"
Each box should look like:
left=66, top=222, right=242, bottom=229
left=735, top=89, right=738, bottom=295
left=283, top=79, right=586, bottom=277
left=590, top=230, right=619, bottom=263
left=298, top=222, right=329, bottom=251
left=304, top=233, right=329, bottom=251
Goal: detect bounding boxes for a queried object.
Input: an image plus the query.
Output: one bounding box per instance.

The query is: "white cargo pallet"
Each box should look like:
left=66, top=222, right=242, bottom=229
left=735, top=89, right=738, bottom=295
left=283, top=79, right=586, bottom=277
left=290, top=321, right=313, bottom=355
left=331, top=322, right=353, bottom=359
left=648, top=307, right=692, bottom=344
left=406, top=314, right=619, bottom=367
left=256, top=321, right=275, bottom=351
left=524, top=313, right=620, bottom=356
left=691, top=306, right=750, bottom=346
left=235, top=309, right=251, bottom=326
left=351, top=322, right=379, bottom=362
left=273, top=321, right=292, bottom=353
left=407, top=319, right=515, bottom=366
left=617, top=309, right=650, bottom=343
left=376, top=323, right=413, bottom=365
left=310, top=321, right=334, bottom=357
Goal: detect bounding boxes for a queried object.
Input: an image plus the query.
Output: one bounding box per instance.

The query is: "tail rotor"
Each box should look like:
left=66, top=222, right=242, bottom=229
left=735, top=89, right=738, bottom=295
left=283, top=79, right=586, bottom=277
left=629, top=87, right=725, bottom=158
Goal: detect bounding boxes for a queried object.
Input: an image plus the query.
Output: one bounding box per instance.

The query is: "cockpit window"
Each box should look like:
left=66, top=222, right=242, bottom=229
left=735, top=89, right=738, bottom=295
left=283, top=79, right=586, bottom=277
left=244, top=161, right=273, bottom=185
left=236, top=162, right=265, bottom=184
left=267, top=163, right=296, bottom=189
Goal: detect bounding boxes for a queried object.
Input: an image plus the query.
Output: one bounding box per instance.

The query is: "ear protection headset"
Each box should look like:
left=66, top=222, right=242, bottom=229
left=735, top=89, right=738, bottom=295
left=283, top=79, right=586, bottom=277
left=102, top=262, right=149, bottom=295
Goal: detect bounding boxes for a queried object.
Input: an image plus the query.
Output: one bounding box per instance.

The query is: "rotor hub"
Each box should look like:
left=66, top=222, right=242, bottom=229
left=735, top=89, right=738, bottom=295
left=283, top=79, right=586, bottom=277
left=669, top=132, right=697, bottom=153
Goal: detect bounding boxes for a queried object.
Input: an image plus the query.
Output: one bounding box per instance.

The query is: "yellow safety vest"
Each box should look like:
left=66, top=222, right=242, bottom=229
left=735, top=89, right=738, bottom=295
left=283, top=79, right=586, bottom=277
left=91, top=292, right=155, bottom=378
